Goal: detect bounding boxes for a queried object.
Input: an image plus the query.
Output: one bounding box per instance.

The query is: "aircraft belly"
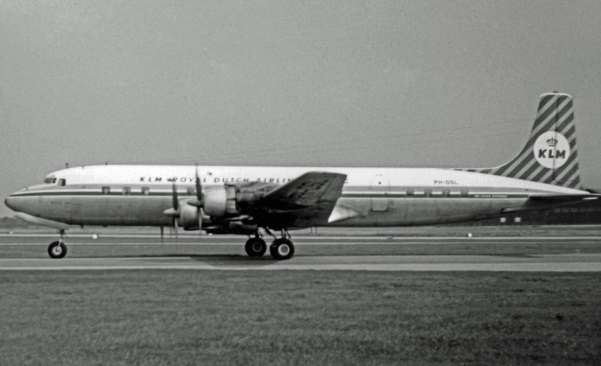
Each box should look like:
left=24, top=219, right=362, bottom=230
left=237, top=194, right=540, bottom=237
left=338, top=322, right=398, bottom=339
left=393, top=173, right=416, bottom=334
left=329, top=197, right=528, bottom=226
left=36, top=196, right=171, bottom=226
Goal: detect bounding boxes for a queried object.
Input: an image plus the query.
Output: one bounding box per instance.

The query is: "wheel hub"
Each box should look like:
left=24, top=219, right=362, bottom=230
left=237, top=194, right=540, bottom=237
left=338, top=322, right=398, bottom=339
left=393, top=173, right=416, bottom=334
left=251, top=241, right=262, bottom=252
left=278, top=244, right=290, bottom=256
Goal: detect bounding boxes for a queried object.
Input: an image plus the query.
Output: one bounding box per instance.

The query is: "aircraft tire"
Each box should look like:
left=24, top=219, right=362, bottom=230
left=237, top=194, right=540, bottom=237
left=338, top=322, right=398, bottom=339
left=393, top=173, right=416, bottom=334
left=48, top=241, right=67, bottom=259
left=245, top=237, right=267, bottom=257
left=270, top=238, right=295, bottom=260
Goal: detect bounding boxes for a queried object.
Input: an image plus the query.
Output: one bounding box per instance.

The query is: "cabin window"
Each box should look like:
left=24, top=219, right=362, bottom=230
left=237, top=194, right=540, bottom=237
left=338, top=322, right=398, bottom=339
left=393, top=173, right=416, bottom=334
left=122, top=187, right=131, bottom=195
left=58, top=178, right=66, bottom=186
left=101, top=186, right=110, bottom=195
left=186, top=187, right=195, bottom=195
left=141, top=187, right=150, bottom=195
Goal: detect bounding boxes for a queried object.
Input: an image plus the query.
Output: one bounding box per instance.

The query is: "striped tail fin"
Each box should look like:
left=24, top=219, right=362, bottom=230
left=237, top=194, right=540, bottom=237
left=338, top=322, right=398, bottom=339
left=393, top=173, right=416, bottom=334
left=468, top=92, right=581, bottom=189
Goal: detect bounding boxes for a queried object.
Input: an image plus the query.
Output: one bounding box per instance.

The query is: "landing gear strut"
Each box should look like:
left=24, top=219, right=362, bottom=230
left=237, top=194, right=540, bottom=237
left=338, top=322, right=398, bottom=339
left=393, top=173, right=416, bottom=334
left=48, top=230, right=67, bottom=259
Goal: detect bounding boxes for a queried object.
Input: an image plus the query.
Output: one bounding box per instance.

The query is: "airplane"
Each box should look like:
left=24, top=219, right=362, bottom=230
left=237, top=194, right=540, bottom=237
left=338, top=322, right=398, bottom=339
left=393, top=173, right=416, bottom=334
left=5, top=92, right=598, bottom=260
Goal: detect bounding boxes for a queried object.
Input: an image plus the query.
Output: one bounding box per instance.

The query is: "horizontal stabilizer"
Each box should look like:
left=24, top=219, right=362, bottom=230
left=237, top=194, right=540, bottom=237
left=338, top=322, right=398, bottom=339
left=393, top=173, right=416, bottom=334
left=502, top=194, right=600, bottom=213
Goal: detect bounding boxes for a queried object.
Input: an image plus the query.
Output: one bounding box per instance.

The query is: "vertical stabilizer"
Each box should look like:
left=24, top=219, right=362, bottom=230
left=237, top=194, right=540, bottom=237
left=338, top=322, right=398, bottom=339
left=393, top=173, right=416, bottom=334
left=468, top=92, right=581, bottom=189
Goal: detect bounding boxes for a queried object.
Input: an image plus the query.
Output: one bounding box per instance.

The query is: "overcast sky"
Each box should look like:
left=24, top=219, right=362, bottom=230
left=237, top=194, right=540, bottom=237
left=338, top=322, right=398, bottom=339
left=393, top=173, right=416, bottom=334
left=2, top=1, right=601, bottom=216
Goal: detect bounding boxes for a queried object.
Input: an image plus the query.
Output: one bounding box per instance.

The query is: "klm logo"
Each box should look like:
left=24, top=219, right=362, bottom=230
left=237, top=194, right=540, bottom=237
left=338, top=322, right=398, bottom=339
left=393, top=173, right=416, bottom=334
left=533, top=132, right=570, bottom=169
left=538, top=149, right=567, bottom=159
left=538, top=138, right=567, bottom=159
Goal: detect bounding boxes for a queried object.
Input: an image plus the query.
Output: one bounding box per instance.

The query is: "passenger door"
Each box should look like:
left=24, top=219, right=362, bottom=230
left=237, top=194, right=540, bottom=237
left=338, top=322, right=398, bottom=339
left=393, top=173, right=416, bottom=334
left=370, top=173, right=390, bottom=212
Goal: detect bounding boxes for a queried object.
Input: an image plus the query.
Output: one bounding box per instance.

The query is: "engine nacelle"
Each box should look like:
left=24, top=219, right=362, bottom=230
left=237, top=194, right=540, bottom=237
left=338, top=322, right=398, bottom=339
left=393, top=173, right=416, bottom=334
left=203, top=185, right=238, bottom=217
left=204, top=221, right=258, bottom=235
left=179, top=202, right=200, bottom=230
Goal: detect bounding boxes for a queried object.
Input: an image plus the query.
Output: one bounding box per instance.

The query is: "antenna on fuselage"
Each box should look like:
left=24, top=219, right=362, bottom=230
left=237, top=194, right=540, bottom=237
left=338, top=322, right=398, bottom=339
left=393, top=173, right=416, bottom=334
left=65, top=162, right=69, bottom=168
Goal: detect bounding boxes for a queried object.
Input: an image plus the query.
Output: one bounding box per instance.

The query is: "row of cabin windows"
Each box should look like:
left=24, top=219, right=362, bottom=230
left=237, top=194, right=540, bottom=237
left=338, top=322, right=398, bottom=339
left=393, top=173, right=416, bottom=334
left=98, top=186, right=471, bottom=197
left=101, top=186, right=198, bottom=195
left=102, top=186, right=150, bottom=195
left=404, top=189, right=469, bottom=197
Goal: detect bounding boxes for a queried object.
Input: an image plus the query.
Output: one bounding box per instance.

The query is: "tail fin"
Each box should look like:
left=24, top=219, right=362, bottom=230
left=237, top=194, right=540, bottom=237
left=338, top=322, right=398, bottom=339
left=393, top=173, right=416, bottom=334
left=469, top=92, right=581, bottom=189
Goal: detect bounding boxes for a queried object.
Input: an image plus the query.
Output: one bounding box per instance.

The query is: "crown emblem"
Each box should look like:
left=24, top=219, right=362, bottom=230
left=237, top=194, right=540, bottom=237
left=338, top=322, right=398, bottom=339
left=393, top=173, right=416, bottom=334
left=546, top=137, right=558, bottom=147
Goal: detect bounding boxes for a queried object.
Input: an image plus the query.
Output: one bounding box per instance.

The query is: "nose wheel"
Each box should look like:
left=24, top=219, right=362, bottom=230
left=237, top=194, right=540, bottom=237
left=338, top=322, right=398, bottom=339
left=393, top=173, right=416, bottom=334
left=48, top=240, right=67, bottom=259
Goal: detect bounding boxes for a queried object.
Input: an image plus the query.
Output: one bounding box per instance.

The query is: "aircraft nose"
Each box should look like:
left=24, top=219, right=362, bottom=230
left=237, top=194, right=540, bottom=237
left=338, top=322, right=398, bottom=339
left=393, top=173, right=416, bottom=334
left=5, top=194, right=21, bottom=211
left=5, top=196, right=14, bottom=210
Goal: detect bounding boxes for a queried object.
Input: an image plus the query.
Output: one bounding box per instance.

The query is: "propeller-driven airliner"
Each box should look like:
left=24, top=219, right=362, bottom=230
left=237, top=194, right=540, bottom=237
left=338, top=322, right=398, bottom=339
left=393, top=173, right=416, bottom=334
left=5, top=92, right=597, bottom=259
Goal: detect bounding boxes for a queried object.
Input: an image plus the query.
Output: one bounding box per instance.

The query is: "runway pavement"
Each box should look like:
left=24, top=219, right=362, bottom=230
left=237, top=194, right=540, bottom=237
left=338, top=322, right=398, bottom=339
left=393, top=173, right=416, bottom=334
left=1, top=233, right=601, bottom=271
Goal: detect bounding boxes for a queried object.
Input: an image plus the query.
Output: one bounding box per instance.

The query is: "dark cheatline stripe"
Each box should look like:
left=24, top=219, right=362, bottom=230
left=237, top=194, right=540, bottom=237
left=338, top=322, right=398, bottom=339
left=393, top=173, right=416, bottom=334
left=533, top=99, right=572, bottom=137
left=567, top=176, right=581, bottom=189
left=557, top=149, right=578, bottom=175
left=534, top=95, right=557, bottom=123
left=555, top=152, right=579, bottom=183
left=556, top=113, right=574, bottom=133
left=507, top=150, right=536, bottom=178
left=546, top=152, right=578, bottom=185
left=517, top=158, right=541, bottom=181
left=531, top=165, right=550, bottom=182
left=533, top=95, right=561, bottom=129
left=562, top=123, right=576, bottom=142
left=538, top=94, right=555, bottom=110
left=555, top=97, right=572, bottom=118
left=555, top=162, right=579, bottom=186
left=494, top=146, right=529, bottom=176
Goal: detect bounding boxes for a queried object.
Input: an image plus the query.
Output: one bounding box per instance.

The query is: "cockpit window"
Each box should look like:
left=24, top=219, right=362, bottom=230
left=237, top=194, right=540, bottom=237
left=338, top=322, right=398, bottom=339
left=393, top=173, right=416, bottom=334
left=44, top=177, right=57, bottom=184
left=58, top=178, right=66, bottom=186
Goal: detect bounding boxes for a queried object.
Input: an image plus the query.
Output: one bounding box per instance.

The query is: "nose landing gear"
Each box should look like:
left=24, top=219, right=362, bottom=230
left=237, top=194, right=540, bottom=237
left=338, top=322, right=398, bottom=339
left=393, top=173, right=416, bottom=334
left=47, top=229, right=67, bottom=259
left=47, top=240, right=67, bottom=259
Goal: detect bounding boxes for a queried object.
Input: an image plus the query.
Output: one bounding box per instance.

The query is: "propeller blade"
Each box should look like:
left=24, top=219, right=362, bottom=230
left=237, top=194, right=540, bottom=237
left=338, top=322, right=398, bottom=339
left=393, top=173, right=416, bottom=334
left=173, top=217, right=178, bottom=239
left=195, top=167, right=203, bottom=205
left=195, top=166, right=204, bottom=232
left=171, top=182, right=179, bottom=211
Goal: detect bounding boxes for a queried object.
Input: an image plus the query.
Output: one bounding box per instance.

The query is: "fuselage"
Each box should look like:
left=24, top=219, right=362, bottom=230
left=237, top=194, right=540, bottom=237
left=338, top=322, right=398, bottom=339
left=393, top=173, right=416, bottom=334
left=5, top=164, right=587, bottom=228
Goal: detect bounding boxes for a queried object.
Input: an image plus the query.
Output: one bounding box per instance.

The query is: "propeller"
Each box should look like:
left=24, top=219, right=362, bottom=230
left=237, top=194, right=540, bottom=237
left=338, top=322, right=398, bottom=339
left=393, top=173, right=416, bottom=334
left=162, top=182, right=180, bottom=239
left=189, top=166, right=205, bottom=232
left=163, top=167, right=205, bottom=236
left=170, top=182, right=179, bottom=238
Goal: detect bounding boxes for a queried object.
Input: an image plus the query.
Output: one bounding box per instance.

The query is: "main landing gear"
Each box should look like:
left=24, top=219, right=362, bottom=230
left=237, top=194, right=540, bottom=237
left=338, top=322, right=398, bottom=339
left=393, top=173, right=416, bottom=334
left=47, top=230, right=68, bottom=259
left=244, top=229, right=295, bottom=260
left=245, top=235, right=267, bottom=257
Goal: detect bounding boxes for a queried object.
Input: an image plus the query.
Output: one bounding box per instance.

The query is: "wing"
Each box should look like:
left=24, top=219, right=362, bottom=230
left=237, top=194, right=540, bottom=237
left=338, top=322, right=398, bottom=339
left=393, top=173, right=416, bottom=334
left=261, top=172, right=347, bottom=208
left=247, top=171, right=347, bottom=228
